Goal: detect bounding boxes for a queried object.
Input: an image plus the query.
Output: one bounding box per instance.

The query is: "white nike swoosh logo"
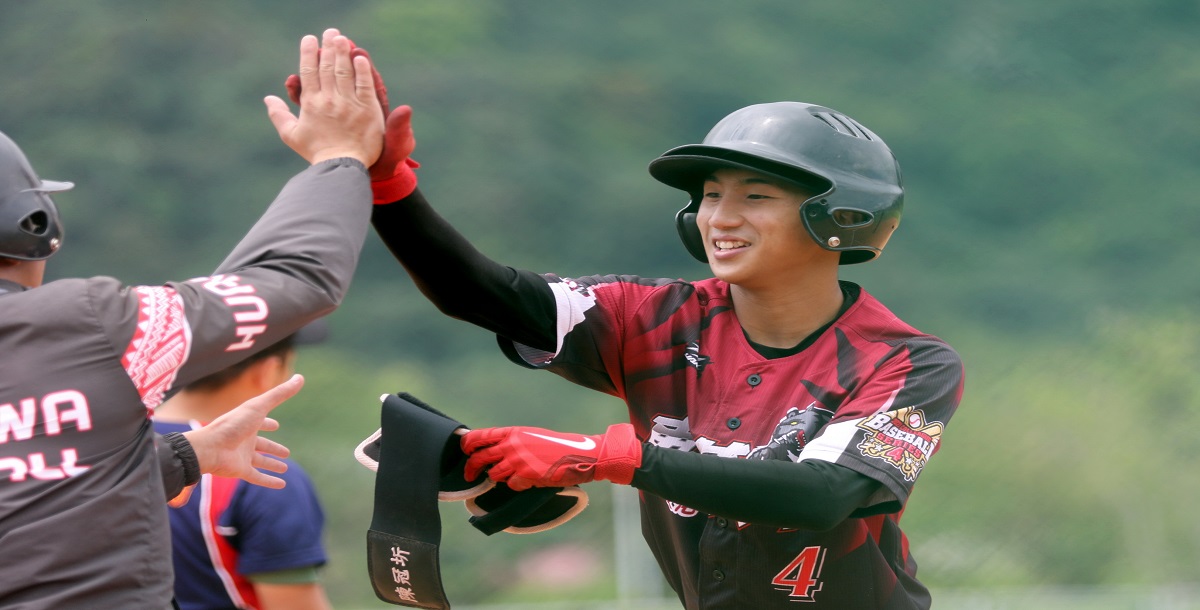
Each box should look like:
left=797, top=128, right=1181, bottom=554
left=525, top=432, right=597, bottom=451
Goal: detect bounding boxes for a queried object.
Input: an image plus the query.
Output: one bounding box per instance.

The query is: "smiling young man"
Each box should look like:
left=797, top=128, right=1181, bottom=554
left=367, top=100, right=965, bottom=609
left=698, top=167, right=845, bottom=347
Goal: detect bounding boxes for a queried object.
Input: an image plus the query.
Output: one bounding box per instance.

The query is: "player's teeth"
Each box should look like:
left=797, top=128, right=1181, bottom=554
left=715, top=241, right=746, bottom=249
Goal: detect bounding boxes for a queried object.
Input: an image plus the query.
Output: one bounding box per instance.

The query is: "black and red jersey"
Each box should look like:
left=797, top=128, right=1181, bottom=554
left=0, top=159, right=371, bottom=610
left=500, top=275, right=964, bottom=610
left=371, top=191, right=965, bottom=610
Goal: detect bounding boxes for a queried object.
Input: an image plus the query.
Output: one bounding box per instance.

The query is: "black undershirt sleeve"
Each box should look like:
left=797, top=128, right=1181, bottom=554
left=371, top=190, right=558, bottom=352
left=630, top=444, right=897, bottom=530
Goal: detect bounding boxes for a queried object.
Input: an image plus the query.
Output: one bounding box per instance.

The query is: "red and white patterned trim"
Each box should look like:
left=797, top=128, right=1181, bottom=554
left=122, top=286, right=191, bottom=409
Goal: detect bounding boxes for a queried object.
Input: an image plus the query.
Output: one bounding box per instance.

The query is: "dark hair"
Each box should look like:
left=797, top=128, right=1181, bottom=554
left=183, top=334, right=297, bottom=393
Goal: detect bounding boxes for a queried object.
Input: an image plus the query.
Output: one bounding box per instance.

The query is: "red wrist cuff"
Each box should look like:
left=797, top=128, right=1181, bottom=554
left=595, top=423, right=642, bottom=485
left=372, top=158, right=420, bottom=204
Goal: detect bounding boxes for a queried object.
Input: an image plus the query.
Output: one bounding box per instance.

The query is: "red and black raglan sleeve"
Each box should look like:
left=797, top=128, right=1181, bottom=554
left=798, top=334, right=964, bottom=508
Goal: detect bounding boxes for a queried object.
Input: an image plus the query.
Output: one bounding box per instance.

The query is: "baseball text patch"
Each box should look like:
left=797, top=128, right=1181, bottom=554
left=855, top=407, right=943, bottom=482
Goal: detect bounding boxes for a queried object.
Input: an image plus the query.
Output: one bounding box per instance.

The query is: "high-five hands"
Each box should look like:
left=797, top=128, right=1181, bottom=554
left=461, top=423, right=643, bottom=492
left=264, top=29, right=385, bottom=167
left=281, top=33, right=419, bottom=202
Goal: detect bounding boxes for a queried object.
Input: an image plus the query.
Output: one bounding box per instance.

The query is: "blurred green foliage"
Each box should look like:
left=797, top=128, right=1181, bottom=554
left=2, top=1, right=1198, bottom=606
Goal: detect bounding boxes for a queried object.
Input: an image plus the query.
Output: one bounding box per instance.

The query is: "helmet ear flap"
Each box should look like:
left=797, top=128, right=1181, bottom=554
left=0, top=190, right=64, bottom=260
left=0, top=131, right=72, bottom=261
left=674, top=199, right=707, bottom=263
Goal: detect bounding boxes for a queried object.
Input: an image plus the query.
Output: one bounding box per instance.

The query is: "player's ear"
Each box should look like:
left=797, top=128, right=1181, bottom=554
left=245, top=355, right=290, bottom=392
left=276, top=350, right=298, bottom=379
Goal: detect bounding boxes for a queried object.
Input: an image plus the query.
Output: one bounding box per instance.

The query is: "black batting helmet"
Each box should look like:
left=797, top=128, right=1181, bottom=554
left=648, top=102, right=903, bottom=265
left=0, top=131, right=72, bottom=261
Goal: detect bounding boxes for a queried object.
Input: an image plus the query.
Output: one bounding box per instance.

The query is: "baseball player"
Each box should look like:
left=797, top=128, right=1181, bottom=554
left=0, top=30, right=382, bottom=609
left=364, top=94, right=964, bottom=609
left=154, top=324, right=333, bottom=610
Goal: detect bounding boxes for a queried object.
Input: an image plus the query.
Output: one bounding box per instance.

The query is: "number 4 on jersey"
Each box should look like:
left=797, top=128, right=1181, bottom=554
left=772, top=546, right=826, bottom=602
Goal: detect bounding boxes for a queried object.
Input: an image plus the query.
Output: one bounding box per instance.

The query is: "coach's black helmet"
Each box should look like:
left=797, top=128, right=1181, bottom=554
left=648, top=102, right=903, bottom=265
left=0, top=131, right=72, bottom=261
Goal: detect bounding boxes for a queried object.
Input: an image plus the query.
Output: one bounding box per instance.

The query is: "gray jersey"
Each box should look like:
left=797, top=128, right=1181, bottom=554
left=0, top=158, right=371, bottom=609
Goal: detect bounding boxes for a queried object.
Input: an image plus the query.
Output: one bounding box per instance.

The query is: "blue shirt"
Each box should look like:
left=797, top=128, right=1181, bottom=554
left=154, top=420, right=328, bottom=610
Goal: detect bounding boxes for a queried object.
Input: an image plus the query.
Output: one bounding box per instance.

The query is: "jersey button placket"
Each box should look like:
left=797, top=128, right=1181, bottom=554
left=698, top=519, right=736, bottom=603
left=746, top=373, right=762, bottom=386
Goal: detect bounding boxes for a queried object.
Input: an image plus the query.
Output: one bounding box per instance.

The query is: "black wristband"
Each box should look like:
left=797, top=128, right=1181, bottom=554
left=162, top=432, right=201, bottom=488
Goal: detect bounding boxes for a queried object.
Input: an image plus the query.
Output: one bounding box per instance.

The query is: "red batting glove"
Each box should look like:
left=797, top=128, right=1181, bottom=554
left=369, top=109, right=418, bottom=203
left=284, top=43, right=418, bottom=203
left=461, top=423, right=642, bottom=492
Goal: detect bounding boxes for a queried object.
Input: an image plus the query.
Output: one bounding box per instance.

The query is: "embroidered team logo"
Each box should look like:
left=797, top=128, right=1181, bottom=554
left=747, top=402, right=834, bottom=463
left=856, top=407, right=943, bottom=482
left=683, top=341, right=710, bottom=375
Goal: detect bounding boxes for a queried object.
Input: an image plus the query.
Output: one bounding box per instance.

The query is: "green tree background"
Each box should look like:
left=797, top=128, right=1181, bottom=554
left=2, top=1, right=1199, bottom=607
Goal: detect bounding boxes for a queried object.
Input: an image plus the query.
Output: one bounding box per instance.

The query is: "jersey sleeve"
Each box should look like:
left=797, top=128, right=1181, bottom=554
left=499, top=273, right=680, bottom=398
left=497, top=273, right=608, bottom=370
left=224, top=462, right=327, bottom=575
left=93, top=158, right=371, bottom=408
left=798, top=336, right=964, bottom=508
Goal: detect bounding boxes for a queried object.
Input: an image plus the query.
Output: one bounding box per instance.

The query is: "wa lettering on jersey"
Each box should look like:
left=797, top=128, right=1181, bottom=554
left=0, top=390, right=92, bottom=481
left=1, top=275, right=272, bottom=487
left=500, top=274, right=964, bottom=609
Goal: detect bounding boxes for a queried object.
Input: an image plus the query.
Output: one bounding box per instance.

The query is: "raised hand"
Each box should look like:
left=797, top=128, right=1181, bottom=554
left=264, top=28, right=385, bottom=167
left=286, top=44, right=390, bottom=138
left=282, top=37, right=417, bottom=200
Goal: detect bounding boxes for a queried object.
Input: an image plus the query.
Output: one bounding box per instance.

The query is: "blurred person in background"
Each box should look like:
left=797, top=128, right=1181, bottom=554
left=155, top=321, right=333, bottom=610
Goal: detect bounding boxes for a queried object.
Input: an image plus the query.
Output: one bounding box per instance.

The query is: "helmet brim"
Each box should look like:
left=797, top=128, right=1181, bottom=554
left=28, top=180, right=74, bottom=194
left=649, top=148, right=831, bottom=197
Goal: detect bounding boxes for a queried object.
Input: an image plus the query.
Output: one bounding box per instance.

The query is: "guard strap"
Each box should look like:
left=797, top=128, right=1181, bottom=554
left=367, top=393, right=458, bottom=609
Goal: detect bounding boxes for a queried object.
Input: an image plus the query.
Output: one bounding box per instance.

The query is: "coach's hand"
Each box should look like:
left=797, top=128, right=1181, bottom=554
left=461, top=423, right=642, bottom=492
left=183, top=374, right=303, bottom=489
left=286, top=42, right=389, bottom=127
left=264, top=29, right=385, bottom=167
left=283, top=37, right=418, bottom=202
